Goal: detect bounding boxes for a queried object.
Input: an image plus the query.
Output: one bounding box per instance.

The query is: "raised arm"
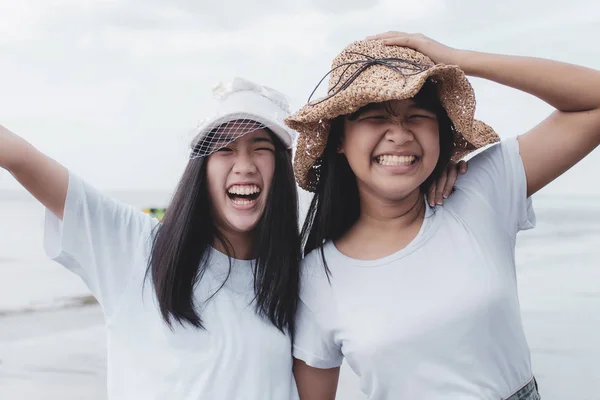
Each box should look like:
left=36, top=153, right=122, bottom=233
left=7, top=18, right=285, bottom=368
left=0, top=125, right=68, bottom=218
left=461, top=52, right=600, bottom=196
left=369, top=32, right=600, bottom=196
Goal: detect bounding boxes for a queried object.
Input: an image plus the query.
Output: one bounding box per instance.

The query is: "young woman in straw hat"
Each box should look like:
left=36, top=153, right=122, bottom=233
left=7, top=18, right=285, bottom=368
left=287, top=34, right=600, bottom=400
left=0, top=78, right=303, bottom=399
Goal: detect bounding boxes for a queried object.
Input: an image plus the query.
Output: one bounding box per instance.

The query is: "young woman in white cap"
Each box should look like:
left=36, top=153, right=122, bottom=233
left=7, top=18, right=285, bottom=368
left=0, top=78, right=302, bottom=399
left=287, top=35, right=600, bottom=400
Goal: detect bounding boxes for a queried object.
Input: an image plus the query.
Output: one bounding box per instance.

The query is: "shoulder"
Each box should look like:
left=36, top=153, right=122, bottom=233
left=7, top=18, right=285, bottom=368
left=444, top=136, right=535, bottom=235
left=446, top=138, right=521, bottom=203
left=299, top=244, right=337, bottom=303
left=301, top=242, right=343, bottom=280
left=301, top=247, right=327, bottom=276
left=459, top=138, right=518, bottom=179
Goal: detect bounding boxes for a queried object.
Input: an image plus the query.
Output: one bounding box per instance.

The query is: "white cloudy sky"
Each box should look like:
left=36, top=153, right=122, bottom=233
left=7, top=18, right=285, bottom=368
left=0, top=0, right=599, bottom=196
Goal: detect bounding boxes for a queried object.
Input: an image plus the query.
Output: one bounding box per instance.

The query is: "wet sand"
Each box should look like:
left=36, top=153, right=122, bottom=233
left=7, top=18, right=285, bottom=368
left=3, top=259, right=600, bottom=400
left=0, top=304, right=367, bottom=399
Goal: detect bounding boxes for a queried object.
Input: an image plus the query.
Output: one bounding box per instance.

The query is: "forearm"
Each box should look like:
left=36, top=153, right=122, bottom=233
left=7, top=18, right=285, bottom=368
left=0, top=127, right=32, bottom=171
left=458, top=50, right=600, bottom=113
left=1, top=126, right=68, bottom=218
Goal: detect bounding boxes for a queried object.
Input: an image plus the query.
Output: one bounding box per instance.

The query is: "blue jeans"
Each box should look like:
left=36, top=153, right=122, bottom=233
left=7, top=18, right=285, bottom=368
left=505, top=378, right=540, bottom=400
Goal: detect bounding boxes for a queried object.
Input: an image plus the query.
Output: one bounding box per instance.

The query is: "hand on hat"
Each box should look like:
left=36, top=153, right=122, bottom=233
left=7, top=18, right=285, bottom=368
left=366, top=32, right=466, bottom=69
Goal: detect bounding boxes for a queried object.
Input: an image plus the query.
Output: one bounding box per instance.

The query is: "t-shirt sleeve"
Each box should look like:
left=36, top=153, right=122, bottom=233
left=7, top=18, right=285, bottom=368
left=44, top=171, right=157, bottom=316
left=453, top=137, right=536, bottom=237
left=293, top=298, right=344, bottom=369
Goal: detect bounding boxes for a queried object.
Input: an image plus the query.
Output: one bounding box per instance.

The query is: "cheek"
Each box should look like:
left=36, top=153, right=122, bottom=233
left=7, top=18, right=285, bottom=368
left=417, top=125, right=441, bottom=159
left=342, top=126, right=379, bottom=164
left=205, top=158, right=228, bottom=200
left=256, top=155, right=276, bottom=187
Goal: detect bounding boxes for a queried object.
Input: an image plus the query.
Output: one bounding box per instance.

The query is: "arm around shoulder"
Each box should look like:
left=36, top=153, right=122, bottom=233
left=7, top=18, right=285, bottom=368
left=0, top=125, right=68, bottom=219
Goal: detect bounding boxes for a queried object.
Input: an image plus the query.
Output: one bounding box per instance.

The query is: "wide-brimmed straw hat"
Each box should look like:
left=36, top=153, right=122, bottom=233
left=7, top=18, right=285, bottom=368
left=285, top=39, right=500, bottom=192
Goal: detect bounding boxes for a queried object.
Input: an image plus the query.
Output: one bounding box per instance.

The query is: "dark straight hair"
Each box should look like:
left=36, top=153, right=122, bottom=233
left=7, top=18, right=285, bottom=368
left=146, top=129, right=300, bottom=339
left=301, top=80, right=455, bottom=266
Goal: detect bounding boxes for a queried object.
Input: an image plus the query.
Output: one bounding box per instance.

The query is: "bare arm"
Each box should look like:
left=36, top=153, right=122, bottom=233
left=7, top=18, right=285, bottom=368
left=460, top=52, right=600, bottom=196
left=0, top=125, right=68, bottom=219
left=371, top=32, right=600, bottom=197
left=294, top=358, right=340, bottom=400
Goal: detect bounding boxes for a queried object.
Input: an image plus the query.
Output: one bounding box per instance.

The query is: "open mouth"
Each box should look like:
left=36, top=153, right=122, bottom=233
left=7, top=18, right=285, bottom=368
left=227, top=184, right=261, bottom=205
left=374, top=155, right=419, bottom=166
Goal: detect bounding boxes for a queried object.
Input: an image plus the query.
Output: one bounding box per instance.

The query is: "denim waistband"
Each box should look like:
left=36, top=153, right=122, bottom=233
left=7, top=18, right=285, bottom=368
left=504, top=378, right=540, bottom=400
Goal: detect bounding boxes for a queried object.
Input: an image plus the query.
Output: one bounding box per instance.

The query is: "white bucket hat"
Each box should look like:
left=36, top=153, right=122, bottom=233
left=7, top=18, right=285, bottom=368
left=190, top=77, right=297, bottom=158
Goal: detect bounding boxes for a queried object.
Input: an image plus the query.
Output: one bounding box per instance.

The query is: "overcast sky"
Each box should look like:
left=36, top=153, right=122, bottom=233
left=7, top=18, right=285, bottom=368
left=0, top=0, right=599, bottom=197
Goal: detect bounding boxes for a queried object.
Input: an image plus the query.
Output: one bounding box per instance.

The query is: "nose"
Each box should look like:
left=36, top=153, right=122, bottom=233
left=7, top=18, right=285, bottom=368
left=232, top=150, right=258, bottom=175
left=384, top=122, right=414, bottom=146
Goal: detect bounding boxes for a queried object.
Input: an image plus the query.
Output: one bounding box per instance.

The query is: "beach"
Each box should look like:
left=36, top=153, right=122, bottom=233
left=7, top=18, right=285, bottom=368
left=1, top=191, right=599, bottom=399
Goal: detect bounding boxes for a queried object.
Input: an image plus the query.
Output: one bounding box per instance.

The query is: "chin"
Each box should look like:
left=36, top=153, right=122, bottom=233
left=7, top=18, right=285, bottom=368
left=382, top=189, right=420, bottom=202
left=370, top=178, right=423, bottom=199
left=223, top=215, right=262, bottom=234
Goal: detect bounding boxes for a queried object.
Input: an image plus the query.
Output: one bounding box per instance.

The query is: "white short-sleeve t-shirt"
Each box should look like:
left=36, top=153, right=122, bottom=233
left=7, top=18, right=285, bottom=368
left=294, top=138, right=536, bottom=400
left=44, top=173, right=298, bottom=400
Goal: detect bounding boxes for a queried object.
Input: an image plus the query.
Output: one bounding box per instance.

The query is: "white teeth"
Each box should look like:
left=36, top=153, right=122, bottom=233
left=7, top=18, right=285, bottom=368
left=231, top=198, right=254, bottom=205
left=376, top=155, right=416, bottom=166
left=227, top=184, right=261, bottom=195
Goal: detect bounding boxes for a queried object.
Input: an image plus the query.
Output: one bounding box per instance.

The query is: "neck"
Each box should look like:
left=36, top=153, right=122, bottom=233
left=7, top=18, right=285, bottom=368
left=355, top=187, right=425, bottom=234
left=213, top=229, right=255, bottom=260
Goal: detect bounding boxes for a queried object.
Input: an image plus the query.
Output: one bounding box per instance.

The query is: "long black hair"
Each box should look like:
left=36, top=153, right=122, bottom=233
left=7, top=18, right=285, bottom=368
left=146, top=129, right=300, bottom=338
left=302, top=80, right=455, bottom=263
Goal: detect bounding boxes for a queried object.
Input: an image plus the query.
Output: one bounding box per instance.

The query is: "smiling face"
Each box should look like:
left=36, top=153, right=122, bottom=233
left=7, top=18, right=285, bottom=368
left=339, top=99, right=440, bottom=202
left=205, top=122, right=276, bottom=237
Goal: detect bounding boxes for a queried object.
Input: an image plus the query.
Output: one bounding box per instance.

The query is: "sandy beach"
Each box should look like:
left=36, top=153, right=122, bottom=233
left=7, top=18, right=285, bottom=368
left=1, top=195, right=600, bottom=399
left=0, top=305, right=107, bottom=400
left=0, top=304, right=367, bottom=400
left=2, top=254, right=600, bottom=400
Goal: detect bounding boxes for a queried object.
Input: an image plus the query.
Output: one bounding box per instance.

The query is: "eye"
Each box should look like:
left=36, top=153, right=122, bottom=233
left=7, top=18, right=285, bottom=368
left=216, top=146, right=233, bottom=152
left=255, top=146, right=275, bottom=152
left=361, top=114, right=388, bottom=121
left=408, top=114, right=433, bottom=120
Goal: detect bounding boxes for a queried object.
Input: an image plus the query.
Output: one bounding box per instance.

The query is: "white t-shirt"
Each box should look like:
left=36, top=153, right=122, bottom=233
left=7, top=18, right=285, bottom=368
left=44, top=173, right=298, bottom=400
left=294, top=138, right=536, bottom=400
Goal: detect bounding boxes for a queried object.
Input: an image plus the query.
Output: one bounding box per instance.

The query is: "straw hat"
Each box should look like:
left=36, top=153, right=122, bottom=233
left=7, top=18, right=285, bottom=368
left=285, top=39, right=500, bottom=192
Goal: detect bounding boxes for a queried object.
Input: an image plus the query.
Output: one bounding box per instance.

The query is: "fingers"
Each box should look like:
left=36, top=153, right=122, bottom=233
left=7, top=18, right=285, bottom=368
left=365, top=32, right=427, bottom=48
left=426, top=172, right=448, bottom=207
left=366, top=32, right=416, bottom=48
left=366, top=31, right=407, bottom=41
left=442, top=163, right=459, bottom=199
left=434, top=170, right=448, bottom=206
left=427, top=183, right=437, bottom=207
left=427, top=160, right=467, bottom=207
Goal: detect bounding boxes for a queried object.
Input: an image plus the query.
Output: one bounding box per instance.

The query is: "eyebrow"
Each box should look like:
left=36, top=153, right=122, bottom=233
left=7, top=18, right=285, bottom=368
left=407, top=103, right=429, bottom=110
left=210, top=138, right=232, bottom=149
left=357, top=103, right=385, bottom=114
left=251, top=136, right=274, bottom=144
left=348, top=104, right=386, bottom=119
left=407, top=104, right=437, bottom=115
